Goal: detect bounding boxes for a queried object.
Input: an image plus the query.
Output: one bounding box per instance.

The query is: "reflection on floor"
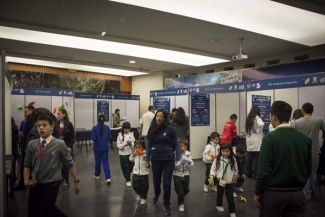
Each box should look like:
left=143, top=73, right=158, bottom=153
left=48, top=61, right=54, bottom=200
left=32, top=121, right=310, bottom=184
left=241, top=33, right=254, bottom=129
left=9, top=146, right=325, bottom=217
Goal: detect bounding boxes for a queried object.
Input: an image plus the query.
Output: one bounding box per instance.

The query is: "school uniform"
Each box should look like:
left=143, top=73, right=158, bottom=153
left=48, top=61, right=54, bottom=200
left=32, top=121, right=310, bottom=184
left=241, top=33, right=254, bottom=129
left=129, top=151, right=149, bottom=199
left=202, top=142, right=220, bottom=186
left=117, top=132, right=135, bottom=182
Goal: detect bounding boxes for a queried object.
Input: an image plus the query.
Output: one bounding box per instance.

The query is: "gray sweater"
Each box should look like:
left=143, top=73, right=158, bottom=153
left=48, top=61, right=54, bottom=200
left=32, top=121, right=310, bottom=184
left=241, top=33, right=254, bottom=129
left=24, top=138, right=74, bottom=184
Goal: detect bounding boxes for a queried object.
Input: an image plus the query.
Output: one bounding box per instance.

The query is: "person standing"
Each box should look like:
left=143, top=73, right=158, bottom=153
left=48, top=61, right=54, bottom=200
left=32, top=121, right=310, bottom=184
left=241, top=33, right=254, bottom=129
left=145, top=109, right=181, bottom=215
left=293, top=102, right=325, bottom=201
left=92, top=114, right=112, bottom=184
left=254, top=101, right=311, bottom=217
left=245, top=106, right=264, bottom=179
left=52, top=108, right=75, bottom=190
left=11, top=117, right=20, bottom=184
left=220, top=114, right=238, bottom=145
left=169, top=108, right=177, bottom=121
left=140, top=105, right=155, bottom=142
left=170, top=107, right=189, bottom=140
left=112, top=109, right=126, bottom=128
left=289, top=109, right=303, bottom=126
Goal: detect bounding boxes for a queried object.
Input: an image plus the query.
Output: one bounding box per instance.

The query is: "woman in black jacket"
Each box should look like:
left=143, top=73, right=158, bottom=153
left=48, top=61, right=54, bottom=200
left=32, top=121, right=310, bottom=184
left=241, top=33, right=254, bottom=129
left=52, top=108, right=76, bottom=189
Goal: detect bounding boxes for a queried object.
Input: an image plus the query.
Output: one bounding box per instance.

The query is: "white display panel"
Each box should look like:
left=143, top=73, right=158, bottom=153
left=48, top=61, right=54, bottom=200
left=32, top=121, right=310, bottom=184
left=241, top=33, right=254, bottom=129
left=62, top=96, right=74, bottom=126
left=239, top=92, right=246, bottom=134
left=246, top=90, right=274, bottom=115
left=190, top=93, right=216, bottom=159
left=5, top=77, right=11, bottom=155
left=75, top=98, right=94, bottom=130
left=112, top=100, right=126, bottom=127
left=216, top=93, right=240, bottom=134
left=51, top=96, right=62, bottom=118
left=274, top=88, right=299, bottom=113
left=298, top=86, right=325, bottom=149
left=175, top=95, right=189, bottom=116
left=26, top=95, right=52, bottom=110
left=11, top=95, right=25, bottom=130
left=126, top=100, right=140, bottom=128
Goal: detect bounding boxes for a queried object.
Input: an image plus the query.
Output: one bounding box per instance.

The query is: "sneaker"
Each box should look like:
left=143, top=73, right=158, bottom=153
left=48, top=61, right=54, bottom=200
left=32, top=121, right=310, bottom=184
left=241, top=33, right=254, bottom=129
left=62, top=183, right=70, bottom=190
left=140, top=199, right=146, bottom=205
left=211, top=185, right=218, bottom=192
left=136, top=195, right=141, bottom=201
left=126, top=182, right=131, bottom=187
left=216, top=206, right=224, bottom=212
left=236, top=187, right=244, bottom=192
left=153, top=196, right=159, bottom=204
left=93, top=175, right=100, bottom=180
left=164, top=205, right=172, bottom=215
left=106, top=179, right=111, bottom=184
left=230, top=213, right=236, bottom=217
left=179, top=204, right=185, bottom=212
left=203, top=184, right=209, bottom=192
left=233, top=192, right=238, bottom=198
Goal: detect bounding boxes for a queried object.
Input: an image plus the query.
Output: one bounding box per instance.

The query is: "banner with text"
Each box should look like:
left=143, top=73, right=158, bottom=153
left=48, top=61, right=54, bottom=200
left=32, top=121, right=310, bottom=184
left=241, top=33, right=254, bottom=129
left=153, top=97, right=171, bottom=113
left=252, top=95, right=271, bottom=133
left=97, top=100, right=109, bottom=122
left=188, top=82, right=245, bottom=95
left=191, top=94, right=210, bottom=126
left=12, top=87, right=73, bottom=96
left=150, top=88, right=188, bottom=97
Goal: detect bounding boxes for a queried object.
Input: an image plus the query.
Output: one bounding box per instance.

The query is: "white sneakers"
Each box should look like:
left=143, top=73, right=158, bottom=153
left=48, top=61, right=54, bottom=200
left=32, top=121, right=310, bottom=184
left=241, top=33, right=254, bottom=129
left=179, top=204, right=185, bottom=212
left=204, top=184, right=209, bottom=192
left=230, top=213, right=236, bottom=217
left=106, top=179, right=111, bottom=184
left=136, top=195, right=141, bottom=200
left=216, top=206, right=224, bottom=212
left=140, top=199, right=146, bottom=205
left=233, top=192, right=238, bottom=198
left=126, top=182, right=131, bottom=187
left=211, top=185, right=218, bottom=192
left=236, top=187, right=244, bottom=192
left=93, top=175, right=100, bottom=180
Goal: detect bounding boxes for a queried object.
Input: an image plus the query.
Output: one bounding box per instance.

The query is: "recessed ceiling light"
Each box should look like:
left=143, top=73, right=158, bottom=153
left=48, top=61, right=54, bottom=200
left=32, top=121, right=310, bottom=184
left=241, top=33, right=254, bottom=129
left=208, top=39, right=218, bottom=43
left=6, top=57, right=148, bottom=77
left=129, top=60, right=136, bottom=64
left=0, top=26, right=228, bottom=66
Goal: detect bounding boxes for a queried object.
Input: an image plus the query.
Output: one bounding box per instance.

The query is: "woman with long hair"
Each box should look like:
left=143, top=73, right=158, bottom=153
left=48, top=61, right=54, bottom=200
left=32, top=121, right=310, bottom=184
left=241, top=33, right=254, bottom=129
left=92, top=114, right=112, bottom=184
left=52, top=108, right=75, bottom=189
left=170, top=107, right=189, bottom=141
left=145, top=109, right=181, bottom=215
left=245, top=105, right=264, bottom=178
left=11, top=117, right=20, bottom=183
left=289, top=109, right=303, bottom=126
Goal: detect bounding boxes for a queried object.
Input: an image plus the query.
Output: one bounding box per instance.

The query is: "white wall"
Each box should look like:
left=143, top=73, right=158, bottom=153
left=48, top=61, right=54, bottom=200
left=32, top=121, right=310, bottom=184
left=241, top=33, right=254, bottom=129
left=274, top=88, right=298, bottom=113
left=175, top=95, right=189, bottom=116
left=132, top=71, right=164, bottom=117
left=190, top=94, right=216, bottom=159
left=239, top=92, right=246, bottom=134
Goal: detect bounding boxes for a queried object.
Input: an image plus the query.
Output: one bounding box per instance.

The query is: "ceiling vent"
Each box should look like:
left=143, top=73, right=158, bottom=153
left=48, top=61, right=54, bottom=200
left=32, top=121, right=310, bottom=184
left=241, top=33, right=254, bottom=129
left=267, top=59, right=280, bottom=65
left=223, top=66, right=234, bottom=71
left=205, top=69, right=214, bottom=74
left=294, top=55, right=309, bottom=61
left=244, top=63, right=255, bottom=68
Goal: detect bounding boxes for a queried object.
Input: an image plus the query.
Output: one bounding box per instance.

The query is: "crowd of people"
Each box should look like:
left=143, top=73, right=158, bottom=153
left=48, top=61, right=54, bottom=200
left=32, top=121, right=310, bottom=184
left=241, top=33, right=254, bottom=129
left=10, top=100, right=325, bottom=217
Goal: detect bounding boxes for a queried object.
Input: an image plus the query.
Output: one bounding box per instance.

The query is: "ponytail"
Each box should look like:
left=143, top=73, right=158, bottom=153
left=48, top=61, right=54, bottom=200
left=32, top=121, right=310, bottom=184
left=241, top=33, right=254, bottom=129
left=98, top=115, right=105, bottom=138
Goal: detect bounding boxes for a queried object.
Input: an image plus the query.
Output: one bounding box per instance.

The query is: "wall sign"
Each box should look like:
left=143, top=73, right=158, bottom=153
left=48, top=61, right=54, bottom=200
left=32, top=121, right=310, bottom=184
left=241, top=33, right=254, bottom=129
left=252, top=95, right=271, bottom=133
left=191, top=94, right=210, bottom=126
left=153, top=97, right=171, bottom=113
left=97, top=101, right=109, bottom=121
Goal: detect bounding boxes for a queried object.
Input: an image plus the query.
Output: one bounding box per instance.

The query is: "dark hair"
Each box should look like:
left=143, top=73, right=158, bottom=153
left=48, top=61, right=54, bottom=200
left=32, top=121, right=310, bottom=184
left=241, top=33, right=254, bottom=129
left=292, top=109, right=303, bottom=120
left=25, top=105, right=35, bottom=111
left=32, top=108, right=57, bottom=123
left=115, top=109, right=120, bottom=113
left=11, top=116, right=19, bottom=135
left=302, top=102, right=313, bottom=114
left=245, top=105, right=261, bottom=136
left=147, top=109, right=169, bottom=139
left=98, top=114, right=106, bottom=138
left=135, top=139, right=146, bottom=149
left=54, top=108, right=70, bottom=133
left=148, top=105, right=154, bottom=111
left=121, top=121, right=131, bottom=142
left=216, top=143, right=235, bottom=171
left=172, top=108, right=177, bottom=113
left=235, top=145, right=246, bottom=154
left=210, top=132, right=220, bottom=140
left=271, top=101, right=292, bottom=123
left=36, top=115, right=54, bottom=126
left=172, top=107, right=186, bottom=127
left=179, top=138, right=189, bottom=147
left=230, top=114, right=237, bottom=120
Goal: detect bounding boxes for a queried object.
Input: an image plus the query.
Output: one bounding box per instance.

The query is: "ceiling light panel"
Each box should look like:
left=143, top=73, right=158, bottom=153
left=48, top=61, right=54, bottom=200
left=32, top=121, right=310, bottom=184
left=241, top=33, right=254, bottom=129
left=111, top=0, right=325, bottom=46
left=0, top=26, right=228, bottom=66
left=6, top=57, right=148, bottom=76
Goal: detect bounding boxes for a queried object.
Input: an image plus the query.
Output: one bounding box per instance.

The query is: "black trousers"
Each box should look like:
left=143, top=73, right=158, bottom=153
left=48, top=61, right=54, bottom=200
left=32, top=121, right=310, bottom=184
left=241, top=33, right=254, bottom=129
left=233, top=176, right=245, bottom=191
left=216, top=181, right=235, bottom=213
left=205, top=163, right=216, bottom=185
left=119, top=154, right=134, bottom=182
left=247, top=151, right=259, bottom=178
left=28, top=180, right=67, bottom=217
left=132, top=174, right=149, bottom=199
left=260, top=191, right=306, bottom=217
left=173, top=175, right=190, bottom=205
left=151, top=160, right=175, bottom=206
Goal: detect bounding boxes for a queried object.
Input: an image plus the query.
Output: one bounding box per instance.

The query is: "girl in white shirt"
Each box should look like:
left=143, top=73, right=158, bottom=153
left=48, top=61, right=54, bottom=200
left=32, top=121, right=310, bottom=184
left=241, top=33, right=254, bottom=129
left=245, top=106, right=264, bottom=179
left=117, top=122, right=135, bottom=186
left=210, top=143, right=238, bottom=217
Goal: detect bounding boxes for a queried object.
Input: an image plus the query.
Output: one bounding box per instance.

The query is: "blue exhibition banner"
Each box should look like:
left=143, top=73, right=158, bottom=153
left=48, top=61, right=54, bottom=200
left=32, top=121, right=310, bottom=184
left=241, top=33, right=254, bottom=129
left=191, top=94, right=210, bottom=126
left=246, top=72, right=325, bottom=91
left=153, top=97, right=171, bottom=113
left=252, top=95, right=271, bottom=134
left=12, top=87, right=73, bottom=96
left=74, top=92, right=140, bottom=100
left=150, top=88, right=188, bottom=97
left=97, top=100, right=109, bottom=121
left=188, top=82, right=245, bottom=94
left=112, top=95, right=140, bottom=100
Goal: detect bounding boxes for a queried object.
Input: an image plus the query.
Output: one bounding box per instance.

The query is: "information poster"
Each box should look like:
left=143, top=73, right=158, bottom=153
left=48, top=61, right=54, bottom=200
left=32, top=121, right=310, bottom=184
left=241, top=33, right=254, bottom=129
left=97, top=100, right=109, bottom=121
left=191, top=94, right=210, bottom=126
left=252, top=95, right=271, bottom=133
left=153, top=97, right=171, bottom=113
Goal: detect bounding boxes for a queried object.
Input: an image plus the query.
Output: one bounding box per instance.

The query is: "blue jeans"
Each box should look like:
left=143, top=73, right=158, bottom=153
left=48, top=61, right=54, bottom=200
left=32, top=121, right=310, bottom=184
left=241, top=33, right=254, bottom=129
left=303, top=153, right=319, bottom=200
left=94, top=151, right=111, bottom=179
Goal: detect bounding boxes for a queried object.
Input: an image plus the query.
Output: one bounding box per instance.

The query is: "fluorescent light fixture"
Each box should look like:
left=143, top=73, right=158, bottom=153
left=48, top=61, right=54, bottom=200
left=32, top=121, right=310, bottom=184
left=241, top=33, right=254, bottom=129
left=129, top=60, right=136, bottom=64
left=0, top=26, right=228, bottom=66
left=111, top=0, right=325, bottom=46
left=7, top=57, right=148, bottom=76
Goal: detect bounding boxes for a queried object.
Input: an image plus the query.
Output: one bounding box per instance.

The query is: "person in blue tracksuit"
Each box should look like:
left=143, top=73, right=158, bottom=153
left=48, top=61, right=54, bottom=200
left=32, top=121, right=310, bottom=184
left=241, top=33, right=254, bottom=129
left=92, top=114, right=112, bottom=184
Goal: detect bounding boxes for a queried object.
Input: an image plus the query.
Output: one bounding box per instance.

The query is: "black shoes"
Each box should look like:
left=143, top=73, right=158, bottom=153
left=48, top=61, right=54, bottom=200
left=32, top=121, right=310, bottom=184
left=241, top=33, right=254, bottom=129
left=153, top=197, right=158, bottom=204
left=164, top=205, right=172, bottom=215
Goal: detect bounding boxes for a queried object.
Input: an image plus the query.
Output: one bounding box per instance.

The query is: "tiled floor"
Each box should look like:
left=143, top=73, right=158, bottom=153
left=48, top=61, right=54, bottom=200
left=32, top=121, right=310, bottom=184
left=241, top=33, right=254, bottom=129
left=8, top=145, right=325, bottom=217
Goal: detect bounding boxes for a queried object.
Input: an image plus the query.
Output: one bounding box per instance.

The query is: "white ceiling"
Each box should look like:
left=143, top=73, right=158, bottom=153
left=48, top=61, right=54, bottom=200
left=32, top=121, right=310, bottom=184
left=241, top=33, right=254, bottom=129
left=0, top=0, right=324, bottom=75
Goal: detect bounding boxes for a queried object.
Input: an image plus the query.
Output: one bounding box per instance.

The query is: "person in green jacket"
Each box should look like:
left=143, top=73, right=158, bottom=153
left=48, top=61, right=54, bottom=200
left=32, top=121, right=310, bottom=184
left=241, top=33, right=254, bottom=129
left=254, top=101, right=312, bottom=217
